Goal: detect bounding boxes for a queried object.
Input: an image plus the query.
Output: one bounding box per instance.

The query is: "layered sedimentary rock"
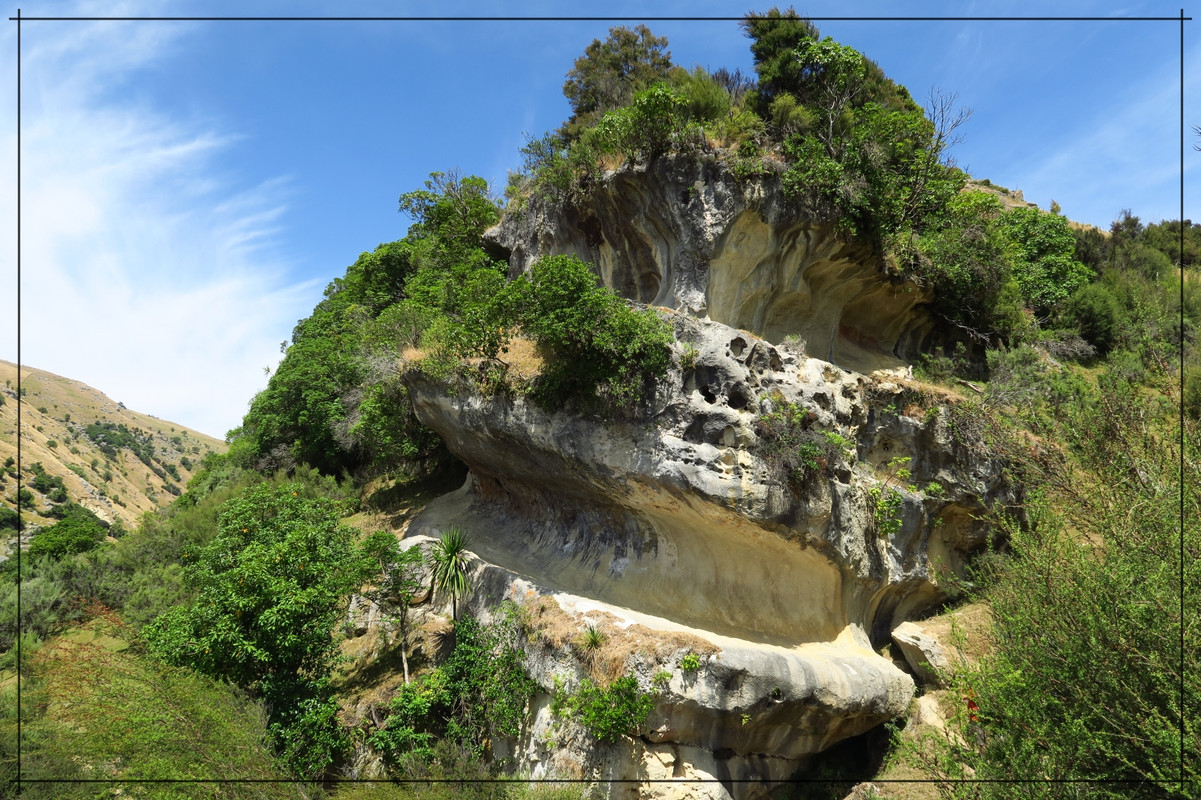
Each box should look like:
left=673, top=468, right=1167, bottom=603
left=402, top=311, right=1012, bottom=798
left=484, top=155, right=936, bottom=373
left=384, top=159, right=1014, bottom=798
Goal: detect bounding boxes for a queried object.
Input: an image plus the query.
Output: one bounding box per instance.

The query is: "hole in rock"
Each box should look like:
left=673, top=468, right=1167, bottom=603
left=727, top=384, right=750, bottom=410
left=701, top=385, right=718, bottom=404
left=729, top=337, right=747, bottom=359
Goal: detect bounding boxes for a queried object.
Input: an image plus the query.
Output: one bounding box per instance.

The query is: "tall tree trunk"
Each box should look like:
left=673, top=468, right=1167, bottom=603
left=400, top=614, right=410, bottom=685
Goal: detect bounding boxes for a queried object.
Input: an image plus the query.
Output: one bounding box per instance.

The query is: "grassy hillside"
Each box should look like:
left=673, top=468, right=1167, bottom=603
left=0, top=360, right=226, bottom=541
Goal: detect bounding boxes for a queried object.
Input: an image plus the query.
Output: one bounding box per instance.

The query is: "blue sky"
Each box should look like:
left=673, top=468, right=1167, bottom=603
left=1, top=0, right=1196, bottom=439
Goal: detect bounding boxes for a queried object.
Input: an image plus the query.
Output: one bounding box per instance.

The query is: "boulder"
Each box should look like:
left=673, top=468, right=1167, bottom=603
left=891, top=622, right=952, bottom=688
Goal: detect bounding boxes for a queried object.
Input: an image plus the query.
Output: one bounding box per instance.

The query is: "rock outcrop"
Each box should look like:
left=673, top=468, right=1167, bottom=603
left=891, top=621, right=952, bottom=689
left=401, top=309, right=1012, bottom=798
left=373, top=157, right=1018, bottom=798
left=485, top=155, right=937, bottom=373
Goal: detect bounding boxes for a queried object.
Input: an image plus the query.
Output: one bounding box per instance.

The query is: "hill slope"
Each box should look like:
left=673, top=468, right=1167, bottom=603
left=0, top=360, right=226, bottom=534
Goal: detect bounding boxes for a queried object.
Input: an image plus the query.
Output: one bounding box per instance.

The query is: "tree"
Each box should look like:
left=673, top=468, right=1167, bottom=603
left=429, top=528, right=472, bottom=621
left=562, top=25, right=673, bottom=134
left=145, top=483, right=385, bottom=777
left=996, top=207, right=1093, bottom=316
left=916, top=190, right=1015, bottom=337
left=741, top=7, right=820, bottom=110
left=373, top=536, right=425, bottom=684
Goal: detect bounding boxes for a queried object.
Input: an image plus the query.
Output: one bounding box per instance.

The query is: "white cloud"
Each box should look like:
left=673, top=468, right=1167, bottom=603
left=1002, top=37, right=1194, bottom=227
left=0, top=4, right=318, bottom=439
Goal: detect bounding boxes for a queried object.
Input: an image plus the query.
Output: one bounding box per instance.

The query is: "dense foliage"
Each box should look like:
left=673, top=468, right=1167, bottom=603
left=492, top=254, right=675, bottom=410
left=232, top=171, right=503, bottom=477
left=914, top=191, right=1092, bottom=345
left=903, top=374, right=1198, bottom=798
left=551, top=674, right=657, bottom=744
left=370, top=612, right=538, bottom=766
left=144, top=483, right=387, bottom=777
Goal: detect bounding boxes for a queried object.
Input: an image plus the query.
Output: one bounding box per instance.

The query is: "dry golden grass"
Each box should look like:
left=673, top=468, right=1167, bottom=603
left=0, top=359, right=225, bottom=528
left=499, top=336, right=544, bottom=380
left=520, top=595, right=719, bottom=685
left=916, top=601, right=993, bottom=668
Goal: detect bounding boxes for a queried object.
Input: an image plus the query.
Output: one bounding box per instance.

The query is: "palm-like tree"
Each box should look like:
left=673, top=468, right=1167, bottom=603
left=429, top=528, right=472, bottom=620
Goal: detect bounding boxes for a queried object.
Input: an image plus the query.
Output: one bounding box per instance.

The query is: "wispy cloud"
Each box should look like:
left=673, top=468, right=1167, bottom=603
left=1, top=5, right=317, bottom=439
left=1004, top=36, right=1194, bottom=227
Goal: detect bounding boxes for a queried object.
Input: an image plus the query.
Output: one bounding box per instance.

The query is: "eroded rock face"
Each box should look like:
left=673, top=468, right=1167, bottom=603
left=401, top=314, right=1012, bottom=796
left=891, top=621, right=952, bottom=689
left=485, top=155, right=936, bottom=373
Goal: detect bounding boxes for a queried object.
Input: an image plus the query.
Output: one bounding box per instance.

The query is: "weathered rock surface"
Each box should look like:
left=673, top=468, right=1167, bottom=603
left=892, top=622, right=952, bottom=688
left=485, top=155, right=937, bottom=373
left=400, top=311, right=1012, bottom=797
left=397, top=533, right=913, bottom=800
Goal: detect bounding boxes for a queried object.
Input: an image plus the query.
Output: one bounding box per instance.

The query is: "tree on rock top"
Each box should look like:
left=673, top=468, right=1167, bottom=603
left=562, top=24, right=673, bottom=137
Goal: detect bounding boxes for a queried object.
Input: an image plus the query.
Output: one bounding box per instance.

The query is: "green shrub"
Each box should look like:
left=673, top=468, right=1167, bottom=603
left=517, top=130, right=602, bottom=206
left=370, top=611, right=537, bottom=765
left=497, top=255, right=673, bottom=411
left=996, top=207, right=1093, bottom=315
left=593, top=83, right=693, bottom=162
left=553, top=674, right=655, bottom=743
left=768, top=92, right=817, bottom=135
left=144, top=482, right=386, bottom=777
left=904, top=379, right=1199, bottom=797
left=1066, top=281, right=1124, bottom=355
left=28, top=514, right=106, bottom=561
left=754, top=398, right=842, bottom=489
left=672, top=65, right=732, bottom=124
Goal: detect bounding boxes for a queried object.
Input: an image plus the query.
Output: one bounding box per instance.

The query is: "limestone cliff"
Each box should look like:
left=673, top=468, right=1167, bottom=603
left=387, top=160, right=1011, bottom=798
left=400, top=323, right=1009, bottom=797
left=484, top=154, right=937, bottom=374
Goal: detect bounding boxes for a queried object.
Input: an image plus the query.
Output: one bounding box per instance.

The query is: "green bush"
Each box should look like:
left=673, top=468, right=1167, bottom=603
left=553, top=674, right=655, bottom=743
left=905, top=379, right=1199, bottom=797
left=496, top=255, right=674, bottom=411
left=144, top=482, right=386, bottom=777
left=370, top=611, right=537, bottom=766
left=27, top=514, right=107, bottom=561
left=1065, top=282, right=1124, bottom=356
left=594, top=83, right=693, bottom=162
left=672, top=65, right=733, bottom=124
left=996, top=207, right=1093, bottom=315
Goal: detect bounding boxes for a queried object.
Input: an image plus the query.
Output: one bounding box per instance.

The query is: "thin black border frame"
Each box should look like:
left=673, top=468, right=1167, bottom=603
left=7, top=7, right=1191, bottom=797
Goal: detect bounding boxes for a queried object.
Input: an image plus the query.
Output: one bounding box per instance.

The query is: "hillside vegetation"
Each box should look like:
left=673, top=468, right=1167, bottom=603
left=4, top=9, right=1198, bottom=800
left=0, top=360, right=225, bottom=535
